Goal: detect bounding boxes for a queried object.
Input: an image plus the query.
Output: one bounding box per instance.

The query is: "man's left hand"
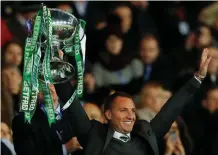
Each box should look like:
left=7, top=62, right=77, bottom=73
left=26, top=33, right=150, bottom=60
left=196, top=48, right=212, bottom=79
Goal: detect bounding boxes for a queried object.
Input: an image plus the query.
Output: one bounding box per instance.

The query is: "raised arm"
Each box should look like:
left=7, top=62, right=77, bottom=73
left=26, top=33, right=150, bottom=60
left=67, top=97, right=92, bottom=146
left=55, top=80, right=92, bottom=145
left=151, top=48, right=211, bottom=139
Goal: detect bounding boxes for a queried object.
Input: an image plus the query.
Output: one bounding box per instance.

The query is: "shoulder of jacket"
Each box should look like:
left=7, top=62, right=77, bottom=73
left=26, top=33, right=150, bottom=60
left=134, top=120, right=152, bottom=130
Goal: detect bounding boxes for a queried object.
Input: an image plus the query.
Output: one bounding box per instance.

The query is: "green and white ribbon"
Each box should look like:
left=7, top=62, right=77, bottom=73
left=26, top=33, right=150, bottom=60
left=41, top=6, right=56, bottom=126
left=20, top=11, right=42, bottom=124
left=62, top=20, right=86, bottom=111
left=28, top=47, right=41, bottom=122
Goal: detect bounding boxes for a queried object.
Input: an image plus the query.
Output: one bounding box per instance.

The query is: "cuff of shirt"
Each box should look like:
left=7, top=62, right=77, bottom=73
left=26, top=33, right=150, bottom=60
left=194, top=75, right=202, bottom=84
left=62, top=144, right=68, bottom=155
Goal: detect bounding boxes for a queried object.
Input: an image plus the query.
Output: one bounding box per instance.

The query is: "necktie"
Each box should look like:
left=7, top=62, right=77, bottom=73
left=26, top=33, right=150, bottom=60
left=119, top=135, right=130, bottom=142
left=144, top=65, right=152, bottom=81
left=55, top=111, right=61, bottom=120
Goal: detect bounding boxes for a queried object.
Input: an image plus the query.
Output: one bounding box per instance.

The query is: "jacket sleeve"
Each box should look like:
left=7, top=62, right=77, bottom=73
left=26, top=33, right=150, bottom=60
left=67, top=97, right=92, bottom=146
left=12, top=115, right=40, bottom=155
left=150, top=77, right=201, bottom=139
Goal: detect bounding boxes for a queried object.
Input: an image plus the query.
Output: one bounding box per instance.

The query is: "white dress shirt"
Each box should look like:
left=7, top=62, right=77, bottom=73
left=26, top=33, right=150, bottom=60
left=113, top=131, right=131, bottom=143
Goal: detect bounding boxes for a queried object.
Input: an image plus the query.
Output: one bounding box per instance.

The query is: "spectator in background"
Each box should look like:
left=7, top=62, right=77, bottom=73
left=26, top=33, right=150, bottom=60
left=136, top=82, right=163, bottom=121
left=5, top=2, right=40, bottom=47
left=86, top=13, right=122, bottom=63
left=168, top=24, right=218, bottom=91
left=1, top=123, right=13, bottom=144
left=201, top=87, right=218, bottom=155
left=198, top=2, right=218, bottom=39
left=1, top=65, right=22, bottom=116
left=134, top=35, right=175, bottom=93
left=202, top=86, right=218, bottom=113
left=129, top=1, right=158, bottom=38
left=71, top=1, right=109, bottom=31
left=112, top=3, right=140, bottom=51
left=1, top=19, right=12, bottom=47
left=163, top=122, right=185, bottom=155
left=136, top=82, right=172, bottom=122
left=84, top=73, right=96, bottom=94
left=202, top=46, right=218, bottom=87
left=1, top=39, right=23, bottom=72
left=160, top=118, right=193, bottom=155
left=1, top=122, right=16, bottom=155
left=56, top=3, right=73, bottom=14
left=83, top=103, right=105, bottom=123
left=183, top=86, right=218, bottom=155
left=1, top=84, right=14, bottom=129
left=196, top=24, right=218, bottom=49
left=92, top=25, right=142, bottom=94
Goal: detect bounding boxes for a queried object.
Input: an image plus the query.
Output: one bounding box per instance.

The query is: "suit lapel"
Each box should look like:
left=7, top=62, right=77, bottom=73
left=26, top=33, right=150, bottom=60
left=133, top=120, right=159, bottom=155
left=101, top=127, right=114, bottom=154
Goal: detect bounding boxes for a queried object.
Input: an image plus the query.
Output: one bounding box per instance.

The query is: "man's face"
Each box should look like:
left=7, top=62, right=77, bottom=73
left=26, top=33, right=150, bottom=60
left=142, top=87, right=163, bottom=112
left=106, top=34, right=123, bottom=55
left=114, top=6, right=132, bottom=33
left=140, top=38, right=159, bottom=65
left=105, top=97, right=136, bottom=134
left=203, top=88, right=218, bottom=113
left=208, top=48, right=218, bottom=74
left=5, top=43, right=23, bottom=66
left=0, top=122, right=12, bottom=142
left=197, top=26, right=212, bottom=48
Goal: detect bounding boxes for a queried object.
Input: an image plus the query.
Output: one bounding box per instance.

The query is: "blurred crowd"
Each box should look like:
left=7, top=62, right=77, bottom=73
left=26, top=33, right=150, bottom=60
left=1, top=1, right=218, bottom=155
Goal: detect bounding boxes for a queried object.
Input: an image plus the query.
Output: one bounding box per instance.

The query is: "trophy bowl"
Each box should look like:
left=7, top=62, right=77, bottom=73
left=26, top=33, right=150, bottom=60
left=49, top=8, right=78, bottom=43
left=27, top=8, right=80, bottom=84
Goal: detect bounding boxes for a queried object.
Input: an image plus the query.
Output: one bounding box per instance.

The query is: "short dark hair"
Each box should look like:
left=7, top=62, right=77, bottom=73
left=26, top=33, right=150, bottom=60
left=103, top=92, right=132, bottom=113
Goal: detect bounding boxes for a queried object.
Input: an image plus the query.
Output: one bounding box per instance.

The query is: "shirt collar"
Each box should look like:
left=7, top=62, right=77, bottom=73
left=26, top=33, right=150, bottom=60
left=113, top=130, right=131, bottom=141
left=56, top=104, right=61, bottom=113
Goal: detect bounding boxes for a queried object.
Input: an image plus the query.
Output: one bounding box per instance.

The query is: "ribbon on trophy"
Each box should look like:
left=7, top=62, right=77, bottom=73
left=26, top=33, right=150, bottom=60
left=62, top=20, right=86, bottom=111
left=20, top=4, right=86, bottom=126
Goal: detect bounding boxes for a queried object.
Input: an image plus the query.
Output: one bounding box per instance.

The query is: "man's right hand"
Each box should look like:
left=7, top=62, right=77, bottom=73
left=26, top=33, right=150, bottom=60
left=65, top=137, right=83, bottom=153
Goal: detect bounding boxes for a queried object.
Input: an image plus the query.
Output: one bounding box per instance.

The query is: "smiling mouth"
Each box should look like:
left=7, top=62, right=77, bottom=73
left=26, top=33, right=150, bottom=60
left=123, top=121, right=132, bottom=124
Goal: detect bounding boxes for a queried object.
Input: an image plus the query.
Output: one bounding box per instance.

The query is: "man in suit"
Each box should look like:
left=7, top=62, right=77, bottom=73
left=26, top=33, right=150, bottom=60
left=68, top=48, right=211, bottom=155
left=12, top=84, right=79, bottom=155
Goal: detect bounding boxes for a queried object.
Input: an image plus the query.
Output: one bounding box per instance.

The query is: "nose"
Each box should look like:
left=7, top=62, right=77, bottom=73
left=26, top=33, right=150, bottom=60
left=12, top=54, right=17, bottom=61
left=126, top=111, right=134, bottom=120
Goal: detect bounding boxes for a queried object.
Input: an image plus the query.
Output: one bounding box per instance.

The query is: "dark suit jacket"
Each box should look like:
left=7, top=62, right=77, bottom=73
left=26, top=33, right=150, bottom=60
left=69, top=77, right=200, bottom=155
left=12, top=103, right=75, bottom=155
left=1, top=142, right=13, bottom=155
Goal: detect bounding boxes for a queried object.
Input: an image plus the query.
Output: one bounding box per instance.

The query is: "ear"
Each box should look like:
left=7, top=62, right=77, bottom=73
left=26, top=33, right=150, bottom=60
left=202, top=100, right=207, bottom=108
left=104, top=110, right=112, bottom=120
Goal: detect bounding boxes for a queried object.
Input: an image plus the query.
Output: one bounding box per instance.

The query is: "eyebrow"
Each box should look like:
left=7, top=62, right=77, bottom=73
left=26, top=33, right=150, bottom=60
left=119, top=108, right=136, bottom=110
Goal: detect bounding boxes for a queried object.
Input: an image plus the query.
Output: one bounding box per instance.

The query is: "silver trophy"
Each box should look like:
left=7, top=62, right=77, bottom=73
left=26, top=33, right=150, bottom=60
left=27, top=8, right=82, bottom=84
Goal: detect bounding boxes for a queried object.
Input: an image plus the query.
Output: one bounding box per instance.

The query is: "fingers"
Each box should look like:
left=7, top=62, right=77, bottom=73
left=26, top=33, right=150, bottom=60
left=203, top=56, right=212, bottom=68
left=58, top=50, right=64, bottom=60
left=77, top=146, right=83, bottom=150
left=200, top=48, right=209, bottom=68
